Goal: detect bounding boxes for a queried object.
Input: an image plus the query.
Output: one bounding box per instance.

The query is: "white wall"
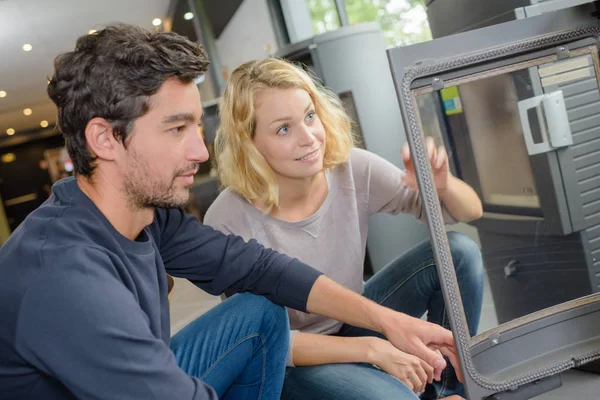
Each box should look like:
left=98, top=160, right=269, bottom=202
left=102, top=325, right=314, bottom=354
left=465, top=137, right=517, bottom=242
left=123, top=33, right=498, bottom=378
left=280, top=0, right=313, bottom=43
left=215, top=0, right=278, bottom=74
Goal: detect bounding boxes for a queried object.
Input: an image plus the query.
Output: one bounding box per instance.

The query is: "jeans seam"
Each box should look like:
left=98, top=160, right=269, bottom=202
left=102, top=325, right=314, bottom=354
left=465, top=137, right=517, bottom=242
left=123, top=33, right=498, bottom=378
left=260, top=332, right=267, bottom=400
left=377, top=260, right=436, bottom=307
left=200, top=332, right=267, bottom=398
left=339, top=259, right=435, bottom=334
left=375, top=258, right=452, bottom=400
left=377, top=259, right=451, bottom=400
left=339, top=260, right=436, bottom=337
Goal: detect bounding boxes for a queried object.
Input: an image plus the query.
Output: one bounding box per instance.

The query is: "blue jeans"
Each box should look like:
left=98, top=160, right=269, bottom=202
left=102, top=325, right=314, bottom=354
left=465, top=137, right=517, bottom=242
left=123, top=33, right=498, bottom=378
left=170, top=293, right=289, bottom=400
left=281, top=232, right=484, bottom=400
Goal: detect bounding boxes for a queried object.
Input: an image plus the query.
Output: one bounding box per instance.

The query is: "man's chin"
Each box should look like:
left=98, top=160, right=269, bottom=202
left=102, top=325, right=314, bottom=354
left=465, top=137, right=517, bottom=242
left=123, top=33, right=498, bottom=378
left=144, top=194, right=191, bottom=210
left=174, top=190, right=193, bottom=208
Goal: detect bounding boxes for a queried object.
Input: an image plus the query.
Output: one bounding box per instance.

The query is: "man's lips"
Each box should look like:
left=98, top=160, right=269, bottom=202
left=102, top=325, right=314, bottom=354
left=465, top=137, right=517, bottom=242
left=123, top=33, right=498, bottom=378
left=177, top=169, right=198, bottom=177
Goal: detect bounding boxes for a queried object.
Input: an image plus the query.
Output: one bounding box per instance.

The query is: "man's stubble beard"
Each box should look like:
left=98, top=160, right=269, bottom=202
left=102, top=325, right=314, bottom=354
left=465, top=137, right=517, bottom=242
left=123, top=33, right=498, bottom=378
left=122, top=149, right=193, bottom=210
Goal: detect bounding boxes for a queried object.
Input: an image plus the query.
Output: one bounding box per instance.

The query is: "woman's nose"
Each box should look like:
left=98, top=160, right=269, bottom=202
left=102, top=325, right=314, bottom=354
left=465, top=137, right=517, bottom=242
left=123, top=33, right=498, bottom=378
left=298, top=125, right=316, bottom=146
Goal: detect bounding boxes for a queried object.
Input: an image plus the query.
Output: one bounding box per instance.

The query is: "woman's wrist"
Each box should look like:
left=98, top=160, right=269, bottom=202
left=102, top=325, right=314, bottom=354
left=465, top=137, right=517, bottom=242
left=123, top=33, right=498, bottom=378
left=363, top=336, right=385, bottom=364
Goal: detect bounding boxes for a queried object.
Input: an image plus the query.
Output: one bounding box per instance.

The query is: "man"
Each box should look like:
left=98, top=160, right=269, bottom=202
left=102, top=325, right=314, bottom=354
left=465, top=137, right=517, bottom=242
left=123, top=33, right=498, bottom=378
left=0, top=24, right=463, bottom=400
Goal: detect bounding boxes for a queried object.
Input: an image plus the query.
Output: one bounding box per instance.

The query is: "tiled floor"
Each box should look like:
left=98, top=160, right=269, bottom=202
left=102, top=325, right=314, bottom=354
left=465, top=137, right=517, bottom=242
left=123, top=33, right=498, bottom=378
left=170, top=277, right=220, bottom=334
left=169, top=276, right=600, bottom=399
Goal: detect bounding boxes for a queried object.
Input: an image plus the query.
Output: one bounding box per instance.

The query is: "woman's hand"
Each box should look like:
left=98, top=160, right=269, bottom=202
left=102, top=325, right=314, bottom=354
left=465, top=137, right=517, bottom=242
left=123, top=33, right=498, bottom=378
left=367, top=337, right=434, bottom=393
left=380, top=310, right=463, bottom=383
left=400, top=136, right=483, bottom=222
left=401, top=136, right=450, bottom=195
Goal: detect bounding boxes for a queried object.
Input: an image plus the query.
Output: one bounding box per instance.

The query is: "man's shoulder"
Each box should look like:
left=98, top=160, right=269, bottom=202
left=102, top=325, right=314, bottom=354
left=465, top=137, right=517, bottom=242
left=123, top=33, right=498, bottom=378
left=30, top=199, right=107, bottom=245
left=1, top=199, right=114, bottom=271
left=0, top=203, right=118, bottom=348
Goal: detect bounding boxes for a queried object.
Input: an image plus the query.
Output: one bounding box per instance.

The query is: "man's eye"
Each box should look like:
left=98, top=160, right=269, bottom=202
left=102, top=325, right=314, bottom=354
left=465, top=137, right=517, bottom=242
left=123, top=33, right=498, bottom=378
left=171, top=125, right=186, bottom=134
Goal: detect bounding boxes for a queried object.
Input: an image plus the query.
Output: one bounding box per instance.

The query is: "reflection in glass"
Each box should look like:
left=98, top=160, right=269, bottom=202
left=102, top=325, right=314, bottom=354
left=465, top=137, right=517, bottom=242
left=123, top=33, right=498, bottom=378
left=416, top=71, right=544, bottom=215
left=459, top=73, right=540, bottom=210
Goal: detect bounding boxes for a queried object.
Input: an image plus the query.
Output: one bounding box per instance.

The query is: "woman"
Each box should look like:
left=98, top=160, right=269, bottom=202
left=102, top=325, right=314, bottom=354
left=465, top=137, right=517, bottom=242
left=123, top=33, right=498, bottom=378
left=204, top=58, right=484, bottom=400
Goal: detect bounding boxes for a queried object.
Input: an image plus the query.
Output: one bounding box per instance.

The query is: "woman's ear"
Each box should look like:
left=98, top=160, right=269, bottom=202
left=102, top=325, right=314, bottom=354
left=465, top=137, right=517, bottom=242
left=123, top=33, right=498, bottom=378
left=84, top=117, right=118, bottom=162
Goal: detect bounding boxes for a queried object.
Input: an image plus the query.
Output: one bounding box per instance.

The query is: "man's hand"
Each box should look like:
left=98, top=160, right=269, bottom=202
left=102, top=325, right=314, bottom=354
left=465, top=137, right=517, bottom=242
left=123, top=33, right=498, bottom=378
left=367, top=337, right=434, bottom=393
left=306, top=276, right=464, bottom=383
left=381, top=311, right=463, bottom=383
left=401, top=136, right=450, bottom=194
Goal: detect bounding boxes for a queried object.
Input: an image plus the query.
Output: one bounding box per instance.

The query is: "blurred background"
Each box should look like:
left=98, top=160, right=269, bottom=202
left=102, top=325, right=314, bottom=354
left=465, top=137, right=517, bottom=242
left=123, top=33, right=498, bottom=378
left=0, top=0, right=432, bottom=241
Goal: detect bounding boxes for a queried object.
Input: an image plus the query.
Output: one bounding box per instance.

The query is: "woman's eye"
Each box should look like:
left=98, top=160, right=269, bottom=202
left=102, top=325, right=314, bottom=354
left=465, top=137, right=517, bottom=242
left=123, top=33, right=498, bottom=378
left=277, top=124, right=289, bottom=136
left=306, top=112, right=316, bottom=122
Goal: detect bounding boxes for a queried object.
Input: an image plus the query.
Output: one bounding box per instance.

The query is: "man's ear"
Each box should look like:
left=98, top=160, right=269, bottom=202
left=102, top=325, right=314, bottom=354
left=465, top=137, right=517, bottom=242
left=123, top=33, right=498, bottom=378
left=84, top=118, right=119, bottom=162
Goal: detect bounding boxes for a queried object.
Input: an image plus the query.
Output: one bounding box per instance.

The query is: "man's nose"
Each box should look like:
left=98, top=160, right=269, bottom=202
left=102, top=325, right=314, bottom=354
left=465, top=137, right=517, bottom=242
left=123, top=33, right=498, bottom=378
left=186, top=132, right=210, bottom=163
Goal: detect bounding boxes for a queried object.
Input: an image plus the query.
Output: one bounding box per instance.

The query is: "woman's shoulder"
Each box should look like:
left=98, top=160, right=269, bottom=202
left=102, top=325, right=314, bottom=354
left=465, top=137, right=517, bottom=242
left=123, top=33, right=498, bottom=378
left=335, top=147, right=383, bottom=180
left=332, top=147, right=403, bottom=197
left=347, top=147, right=403, bottom=176
left=348, top=146, right=382, bottom=166
left=203, top=188, right=253, bottom=232
left=328, top=147, right=376, bottom=196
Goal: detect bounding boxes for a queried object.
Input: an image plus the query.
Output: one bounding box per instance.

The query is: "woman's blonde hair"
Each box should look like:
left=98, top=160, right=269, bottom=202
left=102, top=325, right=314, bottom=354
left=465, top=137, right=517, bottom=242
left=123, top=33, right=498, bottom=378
left=214, top=57, right=354, bottom=209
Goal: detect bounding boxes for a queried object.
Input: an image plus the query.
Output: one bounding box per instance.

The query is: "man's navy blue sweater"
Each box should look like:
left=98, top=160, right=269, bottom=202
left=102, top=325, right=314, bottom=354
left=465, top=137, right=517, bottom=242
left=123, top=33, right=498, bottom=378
left=0, top=177, right=322, bottom=399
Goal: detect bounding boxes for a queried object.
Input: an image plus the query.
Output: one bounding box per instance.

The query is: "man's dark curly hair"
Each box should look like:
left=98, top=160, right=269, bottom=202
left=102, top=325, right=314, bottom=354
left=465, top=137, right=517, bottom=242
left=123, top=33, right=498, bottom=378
left=47, top=24, right=209, bottom=177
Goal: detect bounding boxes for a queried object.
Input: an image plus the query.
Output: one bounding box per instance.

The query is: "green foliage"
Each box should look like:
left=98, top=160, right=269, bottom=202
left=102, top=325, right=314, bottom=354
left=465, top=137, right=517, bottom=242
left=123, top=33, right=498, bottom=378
left=307, top=0, right=432, bottom=47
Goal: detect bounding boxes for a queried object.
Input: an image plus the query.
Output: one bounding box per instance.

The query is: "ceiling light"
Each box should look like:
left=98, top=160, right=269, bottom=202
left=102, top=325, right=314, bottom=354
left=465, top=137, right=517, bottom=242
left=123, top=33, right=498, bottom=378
left=152, top=18, right=162, bottom=26
left=89, top=29, right=97, bottom=35
left=22, top=43, right=33, bottom=52
left=40, top=120, right=49, bottom=128
left=6, top=128, right=15, bottom=136
left=0, top=91, right=6, bottom=98
left=23, top=108, right=32, bottom=116
left=2, top=153, right=16, bottom=164
left=184, top=12, right=194, bottom=20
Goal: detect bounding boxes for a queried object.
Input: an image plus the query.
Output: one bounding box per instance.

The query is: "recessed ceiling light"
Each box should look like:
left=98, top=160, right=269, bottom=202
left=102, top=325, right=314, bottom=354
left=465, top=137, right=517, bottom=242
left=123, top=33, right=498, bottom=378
left=89, top=29, right=97, bottom=35
left=22, top=43, right=33, bottom=52
left=40, top=120, right=49, bottom=128
left=6, top=128, right=15, bottom=136
left=23, top=108, right=32, bottom=116
left=152, top=18, right=162, bottom=26
left=0, top=91, right=6, bottom=98
left=184, top=12, right=194, bottom=20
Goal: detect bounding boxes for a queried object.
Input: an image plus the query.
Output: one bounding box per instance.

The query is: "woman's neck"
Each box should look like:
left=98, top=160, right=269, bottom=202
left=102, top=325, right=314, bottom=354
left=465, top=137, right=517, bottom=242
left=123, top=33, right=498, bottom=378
left=256, top=171, right=328, bottom=222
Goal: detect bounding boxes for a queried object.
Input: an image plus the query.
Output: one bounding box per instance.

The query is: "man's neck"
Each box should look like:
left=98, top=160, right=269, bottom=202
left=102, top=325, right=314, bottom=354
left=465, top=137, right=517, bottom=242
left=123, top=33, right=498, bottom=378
left=76, top=174, right=154, bottom=241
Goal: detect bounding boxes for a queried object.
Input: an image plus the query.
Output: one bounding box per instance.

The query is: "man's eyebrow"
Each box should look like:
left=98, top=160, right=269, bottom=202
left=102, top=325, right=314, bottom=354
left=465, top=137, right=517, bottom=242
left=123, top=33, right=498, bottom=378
left=161, top=113, right=199, bottom=124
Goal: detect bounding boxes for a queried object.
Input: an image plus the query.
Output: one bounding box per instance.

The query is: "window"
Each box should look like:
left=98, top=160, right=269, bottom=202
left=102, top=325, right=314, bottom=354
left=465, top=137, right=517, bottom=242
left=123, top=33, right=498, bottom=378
left=308, top=0, right=432, bottom=47
left=307, top=0, right=341, bottom=34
